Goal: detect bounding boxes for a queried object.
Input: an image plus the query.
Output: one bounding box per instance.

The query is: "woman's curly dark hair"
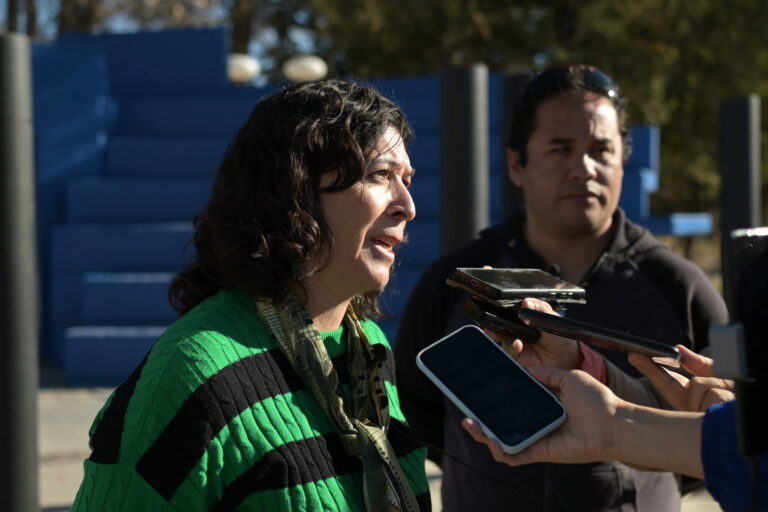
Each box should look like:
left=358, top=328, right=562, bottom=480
left=168, top=79, right=413, bottom=318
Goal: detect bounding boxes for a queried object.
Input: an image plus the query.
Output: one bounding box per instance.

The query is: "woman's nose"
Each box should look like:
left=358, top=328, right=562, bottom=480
left=390, top=182, right=416, bottom=221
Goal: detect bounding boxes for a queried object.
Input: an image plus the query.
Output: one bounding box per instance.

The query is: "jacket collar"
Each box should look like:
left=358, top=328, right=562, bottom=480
left=482, top=207, right=657, bottom=283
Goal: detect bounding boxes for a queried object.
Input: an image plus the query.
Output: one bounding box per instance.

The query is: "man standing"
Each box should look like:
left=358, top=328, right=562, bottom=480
left=394, top=65, right=728, bottom=511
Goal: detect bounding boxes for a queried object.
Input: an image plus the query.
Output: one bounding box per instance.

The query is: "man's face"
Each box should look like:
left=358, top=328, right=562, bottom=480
left=508, top=91, right=623, bottom=239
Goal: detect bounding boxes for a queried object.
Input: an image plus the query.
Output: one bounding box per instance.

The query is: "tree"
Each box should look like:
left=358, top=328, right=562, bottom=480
left=25, top=0, right=37, bottom=36
left=7, top=0, right=19, bottom=32
left=233, top=0, right=328, bottom=82
left=58, top=0, right=106, bottom=34
left=229, top=0, right=257, bottom=53
left=308, top=0, right=768, bottom=215
left=5, top=0, right=36, bottom=35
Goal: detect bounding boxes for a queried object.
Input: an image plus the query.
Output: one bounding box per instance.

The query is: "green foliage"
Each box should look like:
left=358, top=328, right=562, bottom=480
left=309, top=0, right=768, bottom=215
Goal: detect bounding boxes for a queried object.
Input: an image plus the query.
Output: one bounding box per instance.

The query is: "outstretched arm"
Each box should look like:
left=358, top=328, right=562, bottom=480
left=462, top=366, right=705, bottom=478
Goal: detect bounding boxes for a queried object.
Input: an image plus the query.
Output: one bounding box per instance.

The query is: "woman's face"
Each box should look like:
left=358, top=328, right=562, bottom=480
left=315, top=126, right=416, bottom=298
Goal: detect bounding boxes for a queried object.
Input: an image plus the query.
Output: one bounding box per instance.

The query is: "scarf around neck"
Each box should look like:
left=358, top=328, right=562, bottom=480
left=255, top=296, right=420, bottom=512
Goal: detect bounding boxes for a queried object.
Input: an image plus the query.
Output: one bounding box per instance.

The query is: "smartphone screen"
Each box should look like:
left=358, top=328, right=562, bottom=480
left=417, top=325, right=565, bottom=452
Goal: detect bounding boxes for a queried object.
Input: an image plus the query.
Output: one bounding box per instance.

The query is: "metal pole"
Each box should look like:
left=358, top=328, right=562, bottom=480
left=0, top=33, right=39, bottom=512
left=719, top=95, right=761, bottom=234
left=499, top=73, right=530, bottom=218
left=439, top=64, right=489, bottom=254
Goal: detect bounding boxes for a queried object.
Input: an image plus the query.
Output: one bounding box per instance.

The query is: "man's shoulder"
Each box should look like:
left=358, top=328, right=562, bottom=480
left=614, top=219, right=726, bottom=326
left=622, top=224, right=709, bottom=282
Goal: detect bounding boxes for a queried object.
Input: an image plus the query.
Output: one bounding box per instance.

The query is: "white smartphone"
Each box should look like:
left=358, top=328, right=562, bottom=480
left=416, top=325, right=567, bottom=454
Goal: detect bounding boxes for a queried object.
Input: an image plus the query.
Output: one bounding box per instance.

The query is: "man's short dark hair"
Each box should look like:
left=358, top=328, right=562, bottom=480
left=508, top=65, right=631, bottom=166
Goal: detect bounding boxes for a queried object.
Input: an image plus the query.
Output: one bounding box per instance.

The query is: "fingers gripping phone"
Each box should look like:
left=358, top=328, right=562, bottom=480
left=464, top=297, right=541, bottom=343
left=416, top=325, right=567, bottom=454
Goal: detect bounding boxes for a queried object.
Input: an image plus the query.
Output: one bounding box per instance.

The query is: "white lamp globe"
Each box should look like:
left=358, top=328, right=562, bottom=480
left=282, top=55, right=328, bottom=83
left=228, top=53, right=261, bottom=84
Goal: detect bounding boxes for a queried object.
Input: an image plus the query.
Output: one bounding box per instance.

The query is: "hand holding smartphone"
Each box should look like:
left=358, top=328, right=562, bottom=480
left=416, top=325, right=567, bottom=454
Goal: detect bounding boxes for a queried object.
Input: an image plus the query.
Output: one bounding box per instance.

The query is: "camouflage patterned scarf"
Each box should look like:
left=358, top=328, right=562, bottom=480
left=255, top=296, right=420, bottom=512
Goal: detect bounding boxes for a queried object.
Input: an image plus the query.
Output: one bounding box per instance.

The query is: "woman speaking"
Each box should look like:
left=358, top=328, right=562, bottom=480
left=72, top=79, right=429, bottom=512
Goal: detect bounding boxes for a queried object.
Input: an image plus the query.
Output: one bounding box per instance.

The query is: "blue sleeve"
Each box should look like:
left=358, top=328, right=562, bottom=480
left=702, top=400, right=768, bottom=511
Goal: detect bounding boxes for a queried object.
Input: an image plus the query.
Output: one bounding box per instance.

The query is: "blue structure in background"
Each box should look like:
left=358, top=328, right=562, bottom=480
left=33, top=28, right=712, bottom=385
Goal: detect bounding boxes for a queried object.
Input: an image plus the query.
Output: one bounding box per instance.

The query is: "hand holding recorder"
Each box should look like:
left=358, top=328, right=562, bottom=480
left=450, top=268, right=681, bottom=364
left=487, top=298, right=584, bottom=372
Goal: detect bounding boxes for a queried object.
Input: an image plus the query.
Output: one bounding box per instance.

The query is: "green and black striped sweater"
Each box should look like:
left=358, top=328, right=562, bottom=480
left=72, top=289, right=430, bottom=511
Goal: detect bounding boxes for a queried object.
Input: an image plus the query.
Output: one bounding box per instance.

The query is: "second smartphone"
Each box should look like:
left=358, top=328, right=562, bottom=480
left=416, top=325, right=566, bottom=454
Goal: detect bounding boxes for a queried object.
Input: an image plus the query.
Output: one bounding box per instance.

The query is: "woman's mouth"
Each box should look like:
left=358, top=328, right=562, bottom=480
left=370, top=236, right=401, bottom=258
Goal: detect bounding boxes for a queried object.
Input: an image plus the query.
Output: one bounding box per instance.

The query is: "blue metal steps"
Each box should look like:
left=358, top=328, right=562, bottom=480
left=65, top=271, right=178, bottom=385
left=50, top=223, right=192, bottom=368
left=67, top=177, right=211, bottom=222
left=81, top=272, right=176, bottom=324
left=63, top=326, right=165, bottom=385
left=105, top=136, right=228, bottom=176
left=116, top=98, right=264, bottom=136
left=52, top=222, right=193, bottom=271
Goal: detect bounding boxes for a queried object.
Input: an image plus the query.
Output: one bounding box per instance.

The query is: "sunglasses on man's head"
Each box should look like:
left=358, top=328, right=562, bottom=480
left=524, top=65, right=621, bottom=100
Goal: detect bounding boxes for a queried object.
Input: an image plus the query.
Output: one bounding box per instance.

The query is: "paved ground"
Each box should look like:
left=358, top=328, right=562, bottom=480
left=39, top=387, right=112, bottom=511
left=38, top=383, right=721, bottom=511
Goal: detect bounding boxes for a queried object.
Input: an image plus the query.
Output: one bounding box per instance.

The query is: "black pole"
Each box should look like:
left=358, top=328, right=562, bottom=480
left=719, top=95, right=761, bottom=234
left=499, top=73, right=531, bottom=218
left=0, top=33, right=39, bottom=512
left=439, top=64, right=489, bottom=254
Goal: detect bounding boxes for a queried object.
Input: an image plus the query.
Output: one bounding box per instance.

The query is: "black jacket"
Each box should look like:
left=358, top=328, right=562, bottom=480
left=394, top=209, right=728, bottom=512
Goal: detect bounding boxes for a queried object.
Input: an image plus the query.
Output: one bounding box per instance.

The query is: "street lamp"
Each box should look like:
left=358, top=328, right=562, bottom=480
left=227, top=53, right=261, bottom=84
left=282, top=54, right=328, bottom=83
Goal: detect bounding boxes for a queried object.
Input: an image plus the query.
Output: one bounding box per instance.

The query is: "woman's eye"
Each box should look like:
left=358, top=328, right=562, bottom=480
left=368, top=169, right=389, bottom=181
